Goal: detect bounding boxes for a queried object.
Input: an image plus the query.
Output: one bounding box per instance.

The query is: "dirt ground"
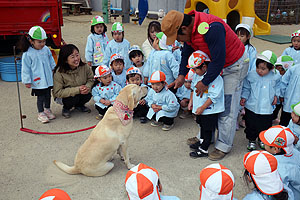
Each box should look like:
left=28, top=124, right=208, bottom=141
left=0, top=12, right=299, bottom=200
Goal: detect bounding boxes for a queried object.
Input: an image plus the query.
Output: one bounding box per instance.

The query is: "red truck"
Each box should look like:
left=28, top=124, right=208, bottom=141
left=0, top=0, right=63, bottom=54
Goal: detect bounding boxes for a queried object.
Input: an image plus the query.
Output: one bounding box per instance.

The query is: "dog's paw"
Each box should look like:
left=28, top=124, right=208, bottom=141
left=127, top=163, right=136, bottom=169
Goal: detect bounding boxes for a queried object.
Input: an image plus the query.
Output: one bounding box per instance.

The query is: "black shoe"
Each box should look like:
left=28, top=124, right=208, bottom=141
left=75, top=106, right=91, bottom=113
left=62, top=108, right=71, bottom=118
left=189, top=141, right=201, bottom=150
left=140, top=117, right=148, bottom=123
left=189, top=149, right=208, bottom=158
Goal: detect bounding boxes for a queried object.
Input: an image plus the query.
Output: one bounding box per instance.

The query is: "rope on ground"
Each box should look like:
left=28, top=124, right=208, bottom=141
left=20, top=125, right=96, bottom=135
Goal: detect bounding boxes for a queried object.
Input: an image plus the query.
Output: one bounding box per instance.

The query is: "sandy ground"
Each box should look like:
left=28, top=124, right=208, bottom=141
left=0, top=12, right=299, bottom=200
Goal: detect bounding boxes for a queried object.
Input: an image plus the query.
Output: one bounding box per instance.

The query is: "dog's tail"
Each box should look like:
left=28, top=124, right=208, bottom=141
left=53, top=160, right=80, bottom=175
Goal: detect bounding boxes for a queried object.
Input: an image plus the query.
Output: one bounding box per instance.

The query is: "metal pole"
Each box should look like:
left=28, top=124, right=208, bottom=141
left=122, top=0, right=130, bottom=23
left=266, top=0, right=271, bottom=23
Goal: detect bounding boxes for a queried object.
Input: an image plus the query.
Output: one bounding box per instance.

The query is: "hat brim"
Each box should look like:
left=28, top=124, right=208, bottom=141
left=291, top=103, right=300, bottom=116
left=251, top=170, right=283, bottom=195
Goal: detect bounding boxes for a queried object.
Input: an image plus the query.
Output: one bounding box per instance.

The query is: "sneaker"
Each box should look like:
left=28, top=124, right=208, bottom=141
left=190, top=148, right=208, bottom=158
left=179, top=111, right=191, bottom=119
left=44, top=109, right=56, bottom=120
left=190, top=141, right=201, bottom=150
left=62, top=108, right=71, bottom=118
left=186, top=137, right=200, bottom=145
left=75, top=106, right=91, bottom=113
left=96, top=114, right=103, bottom=120
left=38, top=112, right=49, bottom=123
left=258, top=140, right=265, bottom=149
left=151, top=121, right=162, bottom=127
left=140, top=117, right=148, bottom=123
left=162, top=124, right=174, bottom=131
left=247, top=141, right=257, bottom=151
left=208, top=149, right=226, bottom=161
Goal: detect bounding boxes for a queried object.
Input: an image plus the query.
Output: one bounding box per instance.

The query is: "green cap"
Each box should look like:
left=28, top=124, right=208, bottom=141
left=28, top=26, right=47, bottom=40
left=156, top=32, right=168, bottom=50
left=291, top=101, right=300, bottom=117
left=257, top=50, right=277, bottom=65
left=275, top=55, right=294, bottom=70
left=111, top=22, right=123, bottom=32
left=91, top=16, right=104, bottom=26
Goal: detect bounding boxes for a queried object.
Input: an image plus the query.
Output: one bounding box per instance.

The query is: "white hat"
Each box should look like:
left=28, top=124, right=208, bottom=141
left=188, top=50, right=211, bottom=68
left=243, top=151, right=283, bottom=195
left=39, top=188, right=71, bottom=200
left=110, top=53, right=124, bottom=66
left=94, top=65, right=111, bottom=78
left=235, top=23, right=253, bottom=38
left=199, top=163, right=234, bottom=200
left=28, top=26, right=47, bottom=40
left=149, top=71, right=166, bottom=83
left=185, top=69, right=194, bottom=81
left=291, top=101, right=300, bottom=117
left=259, top=125, right=296, bottom=155
left=111, top=22, right=124, bottom=32
left=128, top=45, right=144, bottom=56
left=156, top=32, right=169, bottom=50
left=257, top=50, right=277, bottom=66
left=275, top=55, right=294, bottom=70
left=291, top=29, right=300, bottom=38
left=127, top=66, right=142, bottom=76
left=125, top=163, right=160, bottom=200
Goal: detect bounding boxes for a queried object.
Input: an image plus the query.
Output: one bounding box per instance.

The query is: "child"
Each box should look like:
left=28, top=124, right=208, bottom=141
left=21, top=26, right=56, bottom=123
left=143, top=32, right=179, bottom=93
left=259, top=125, right=300, bottom=199
left=240, top=50, right=281, bottom=151
left=280, top=60, right=300, bottom=126
left=142, top=21, right=161, bottom=59
left=85, top=16, right=109, bottom=74
left=92, top=65, right=121, bottom=119
left=125, top=163, right=180, bottom=200
left=126, top=66, right=149, bottom=123
left=145, top=71, right=179, bottom=131
left=243, top=150, right=292, bottom=200
left=199, top=163, right=237, bottom=200
left=288, top=101, right=300, bottom=151
left=110, top=53, right=126, bottom=88
left=272, top=55, right=294, bottom=124
left=282, top=30, right=300, bottom=64
left=187, top=51, right=224, bottom=158
left=168, top=40, right=182, bottom=64
left=235, top=24, right=257, bottom=72
left=103, top=22, right=131, bottom=70
left=176, top=69, right=194, bottom=119
left=128, top=45, right=145, bottom=73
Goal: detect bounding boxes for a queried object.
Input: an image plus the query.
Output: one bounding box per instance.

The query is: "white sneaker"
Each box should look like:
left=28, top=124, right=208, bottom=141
left=44, top=109, right=56, bottom=120
left=38, top=112, right=49, bottom=123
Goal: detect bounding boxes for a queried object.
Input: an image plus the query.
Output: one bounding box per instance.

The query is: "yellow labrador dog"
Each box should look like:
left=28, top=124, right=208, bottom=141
left=54, top=84, right=148, bottom=176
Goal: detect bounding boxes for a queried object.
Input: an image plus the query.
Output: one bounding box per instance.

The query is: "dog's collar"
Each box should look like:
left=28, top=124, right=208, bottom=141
left=113, top=100, right=134, bottom=126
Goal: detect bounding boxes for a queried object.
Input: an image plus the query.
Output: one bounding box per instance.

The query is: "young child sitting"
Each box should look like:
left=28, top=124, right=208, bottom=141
left=143, top=32, right=179, bottom=93
left=199, top=163, right=237, bottom=200
left=176, top=69, right=194, bottom=119
left=240, top=50, right=281, bottom=151
left=103, top=22, right=131, bottom=70
left=125, top=163, right=180, bottom=200
left=259, top=125, right=300, bottom=199
left=128, top=45, right=145, bottom=73
left=243, top=150, right=292, bottom=200
left=187, top=51, right=224, bottom=158
left=145, top=71, right=179, bottom=131
left=110, top=53, right=126, bottom=88
left=92, top=65, right=121, bottom=119
left=288, top=101, right=300, bottom=150
left=126, top=66, right=149, bottom=123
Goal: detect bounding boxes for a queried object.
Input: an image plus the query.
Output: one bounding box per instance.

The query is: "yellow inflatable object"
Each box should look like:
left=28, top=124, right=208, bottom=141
left=184, top=0, right=271, bottom=35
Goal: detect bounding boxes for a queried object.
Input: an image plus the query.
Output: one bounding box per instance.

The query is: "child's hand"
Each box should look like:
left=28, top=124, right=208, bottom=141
left=25, top=83, right=31, bottom=88
left=294, top=135, right=299, bottom=145
left=188, top=101, right=193, bottom=111
left=240, top=98, right=246, bottom=106
left=195, top=106, right=204, bottom=115
left=87, top=61, right=92, bottom=67
left=144, top=77, right=148, bottom=85
left=80, top=85, right=90, bottom=94
left=104, top=100, right=111, bottom=106
left=139, top=99, right=146, bottom=105
left=272, top=96, right=278, bottom=105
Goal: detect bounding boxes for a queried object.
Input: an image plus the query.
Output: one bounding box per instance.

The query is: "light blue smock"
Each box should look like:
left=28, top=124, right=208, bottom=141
left=21, top=46, right=56, bottom=89
left=192, top=73, right=225, bottom=115
left=102, top=39, right=131, bottom=70
left=241, top=70, right=281, bottom=114
left=112, top=69, right=126, bottom=88
left=282, top=47, right=300, bottom=64
left=287, top=120, right=300, bottom=151
left=245, top=44, right=257, bottom=72
left=145, top=87, right=179, bottom=121
left=243, top=187, right=294, bottom=200
left=167, top=40, right=182, bottom=64
left=92, top=81, right=121, bottom=109
left=176, top=85, right=192, bottom=101
left=276, top=152, right=300, bottom=200
left=280, top=64, right=300, bottom=113
left=85, top=33, right=109, bottom=66
left=143, top=49, right=179, bottom=86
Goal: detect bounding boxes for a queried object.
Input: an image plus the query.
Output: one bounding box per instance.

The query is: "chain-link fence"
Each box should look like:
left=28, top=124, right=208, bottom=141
left=255, top=0, right=300, bottom=24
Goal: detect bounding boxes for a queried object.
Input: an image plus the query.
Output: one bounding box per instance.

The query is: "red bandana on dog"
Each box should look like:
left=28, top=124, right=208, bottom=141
left=113, top=100, right=134, bottom=126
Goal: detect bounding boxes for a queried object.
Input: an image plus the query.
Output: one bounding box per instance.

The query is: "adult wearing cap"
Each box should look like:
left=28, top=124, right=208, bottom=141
left=162, top=10, right=248, bottom=160
left=243, top=150, right=293, bottom=200
left=125, top=163, right=180, bottom=200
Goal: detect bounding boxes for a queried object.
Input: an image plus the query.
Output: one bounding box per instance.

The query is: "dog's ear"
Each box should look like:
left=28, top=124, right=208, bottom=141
left=127, top=89, right=136, bottom=110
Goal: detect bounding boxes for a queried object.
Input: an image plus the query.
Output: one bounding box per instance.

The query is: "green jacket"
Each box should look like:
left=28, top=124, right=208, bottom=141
left=53, top=64, right=94, bottom=98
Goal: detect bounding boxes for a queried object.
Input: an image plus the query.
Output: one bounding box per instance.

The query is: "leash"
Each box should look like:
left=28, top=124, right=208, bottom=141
left=13, top=46, right=96, bottom=135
